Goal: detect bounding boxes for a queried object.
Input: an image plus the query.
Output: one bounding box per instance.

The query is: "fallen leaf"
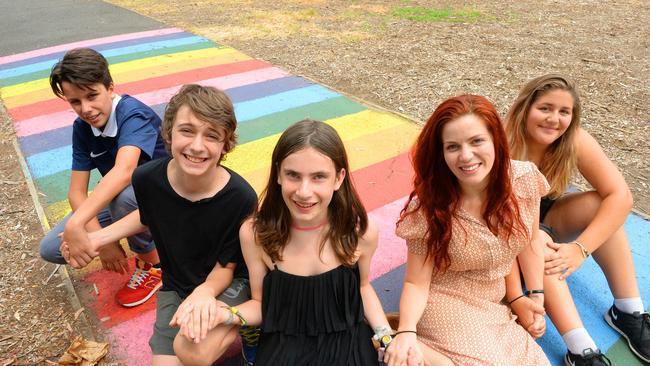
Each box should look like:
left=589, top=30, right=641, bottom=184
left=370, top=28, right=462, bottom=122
left=58, top=336, right=108, bottom=366
left=13, top=311, right=20, bottom=321
left=73, top=307, right=85, bottom=320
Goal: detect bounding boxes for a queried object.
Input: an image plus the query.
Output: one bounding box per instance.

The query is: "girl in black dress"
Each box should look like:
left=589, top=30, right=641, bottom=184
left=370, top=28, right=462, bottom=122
left=232, top=119, right=393, bottom=365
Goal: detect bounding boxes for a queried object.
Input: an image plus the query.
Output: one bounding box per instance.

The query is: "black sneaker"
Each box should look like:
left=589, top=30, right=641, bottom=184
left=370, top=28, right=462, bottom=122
left=604, top=304, right=650, bottom=363
left=564, top=348, right=611, bottom=366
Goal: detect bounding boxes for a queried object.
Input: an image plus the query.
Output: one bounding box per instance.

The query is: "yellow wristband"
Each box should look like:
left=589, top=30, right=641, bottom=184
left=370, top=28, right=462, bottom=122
left=230, top=306, right=247, bottom=326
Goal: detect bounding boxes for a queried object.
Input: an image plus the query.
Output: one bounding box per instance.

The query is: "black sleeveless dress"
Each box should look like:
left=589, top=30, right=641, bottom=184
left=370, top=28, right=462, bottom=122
left=255, top=263, right=379, bottom=365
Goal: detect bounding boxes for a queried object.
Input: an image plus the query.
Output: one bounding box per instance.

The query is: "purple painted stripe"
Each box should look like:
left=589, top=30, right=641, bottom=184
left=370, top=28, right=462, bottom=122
left=0, top=31, right=196, bottom=72
left=0, top=28, right=183, bottom=66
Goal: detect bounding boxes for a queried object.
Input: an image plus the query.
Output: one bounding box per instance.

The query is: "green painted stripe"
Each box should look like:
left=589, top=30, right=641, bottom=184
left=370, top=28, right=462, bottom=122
left=36, top=169, right=102, bottom=207
left=605, top=337, right=646, bottom=365
left=0, top=41, right=217, bottom=87
left=237, top=96, right=367, bottom=144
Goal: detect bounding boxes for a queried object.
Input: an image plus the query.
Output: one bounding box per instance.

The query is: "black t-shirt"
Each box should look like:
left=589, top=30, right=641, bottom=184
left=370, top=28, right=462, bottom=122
left=132, top=157, right=257, bottom=298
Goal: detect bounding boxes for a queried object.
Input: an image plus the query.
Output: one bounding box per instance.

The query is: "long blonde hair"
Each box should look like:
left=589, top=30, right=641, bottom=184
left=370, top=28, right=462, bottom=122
left=505, top=74, right=581, bottom=198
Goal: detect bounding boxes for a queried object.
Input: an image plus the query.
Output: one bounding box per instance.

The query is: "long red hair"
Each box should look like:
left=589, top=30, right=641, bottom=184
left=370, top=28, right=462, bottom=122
left=399, top=95, right=527, bottom=273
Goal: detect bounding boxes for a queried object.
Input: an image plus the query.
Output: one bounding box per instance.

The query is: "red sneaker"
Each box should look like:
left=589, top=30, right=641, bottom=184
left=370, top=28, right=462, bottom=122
left=116, top=258, right=162, bottom=307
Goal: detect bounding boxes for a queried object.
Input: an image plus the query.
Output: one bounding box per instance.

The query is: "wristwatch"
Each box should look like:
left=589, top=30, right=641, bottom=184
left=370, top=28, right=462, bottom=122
left=380, top=334, right=393, bottom=348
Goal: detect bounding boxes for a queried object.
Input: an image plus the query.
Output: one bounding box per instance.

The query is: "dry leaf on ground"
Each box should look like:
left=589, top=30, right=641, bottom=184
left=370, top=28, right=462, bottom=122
left=58, top=336, right=108, bottom=366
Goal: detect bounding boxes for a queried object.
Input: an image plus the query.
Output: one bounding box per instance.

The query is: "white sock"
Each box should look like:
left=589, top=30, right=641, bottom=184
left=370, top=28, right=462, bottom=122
left=614, top=297, right=645, bottom=314
left=562, top=328, right=598, bottom=355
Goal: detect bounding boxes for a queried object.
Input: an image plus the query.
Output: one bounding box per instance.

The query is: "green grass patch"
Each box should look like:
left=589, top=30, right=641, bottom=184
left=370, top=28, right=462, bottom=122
left=392, top=6, right=483, bottom=23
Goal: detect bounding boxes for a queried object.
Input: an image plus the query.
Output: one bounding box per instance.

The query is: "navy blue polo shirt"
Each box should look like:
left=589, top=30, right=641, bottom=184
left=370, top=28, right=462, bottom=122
left=71, top=94, right=168, bottom=175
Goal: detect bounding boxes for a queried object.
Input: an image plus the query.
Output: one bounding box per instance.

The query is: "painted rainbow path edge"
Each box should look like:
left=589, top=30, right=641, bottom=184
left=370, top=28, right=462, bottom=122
left=1, top=27, right=648, bottom=366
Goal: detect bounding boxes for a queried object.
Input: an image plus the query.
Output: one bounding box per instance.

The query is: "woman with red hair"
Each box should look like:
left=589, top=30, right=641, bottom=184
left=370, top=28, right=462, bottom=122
left=384, top=95, right=550, bottom=366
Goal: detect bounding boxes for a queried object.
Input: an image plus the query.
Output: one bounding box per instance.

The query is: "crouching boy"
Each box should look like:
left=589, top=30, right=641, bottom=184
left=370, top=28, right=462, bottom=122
left=64, top=84, right=257, bottom=365
left=44, top=47, right=167, bottom=307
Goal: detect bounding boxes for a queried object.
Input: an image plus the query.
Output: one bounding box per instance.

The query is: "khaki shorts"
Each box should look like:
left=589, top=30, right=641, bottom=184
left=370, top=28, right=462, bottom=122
left=149, top=278, right=251, bottom=355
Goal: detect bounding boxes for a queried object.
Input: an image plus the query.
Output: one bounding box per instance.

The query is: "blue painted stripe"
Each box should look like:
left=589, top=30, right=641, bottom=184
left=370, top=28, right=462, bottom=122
left=26, top=84, right=341, bottom=178
left=27, top=145, right=72, bottom=179
left=0, top=35, right=209, bottom=80
left=0, top=31, right=194, bottom=72
left=235, top=85, right=340, bottom=122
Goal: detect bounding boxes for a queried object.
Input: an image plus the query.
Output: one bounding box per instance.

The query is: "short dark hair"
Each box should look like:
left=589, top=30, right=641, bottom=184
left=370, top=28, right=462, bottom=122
left=49, top=48, right=113, bottom=99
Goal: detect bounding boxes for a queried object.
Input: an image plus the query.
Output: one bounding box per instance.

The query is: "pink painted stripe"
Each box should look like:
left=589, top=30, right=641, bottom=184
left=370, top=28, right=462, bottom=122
left=368, top=196, right=409, bottom=281
left=14, top=66, right=289, bottom=137
left=0, top=28, right=183, bottom=66
left=106, top=310, right=155, bottom=364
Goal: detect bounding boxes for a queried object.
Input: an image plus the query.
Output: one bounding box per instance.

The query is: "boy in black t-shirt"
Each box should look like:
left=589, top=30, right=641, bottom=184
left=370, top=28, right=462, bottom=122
left=62, top=84, right=258, bottom=365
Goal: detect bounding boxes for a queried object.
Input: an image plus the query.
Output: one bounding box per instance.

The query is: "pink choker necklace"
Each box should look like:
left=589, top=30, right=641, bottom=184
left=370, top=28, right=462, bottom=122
left=291, top=222, right=326, bottom=231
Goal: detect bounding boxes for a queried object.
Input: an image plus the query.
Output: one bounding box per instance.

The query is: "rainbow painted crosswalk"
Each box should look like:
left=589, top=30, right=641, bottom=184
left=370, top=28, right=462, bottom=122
left=1, top=27, right=414, bottom=364
left=1, top=27, right=648, bottom=366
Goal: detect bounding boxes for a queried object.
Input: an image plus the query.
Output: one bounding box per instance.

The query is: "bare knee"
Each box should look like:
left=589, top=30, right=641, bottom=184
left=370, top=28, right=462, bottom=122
left=173, top=336, right=213, bottom=366
left=538, top=230, right=555, bottom=255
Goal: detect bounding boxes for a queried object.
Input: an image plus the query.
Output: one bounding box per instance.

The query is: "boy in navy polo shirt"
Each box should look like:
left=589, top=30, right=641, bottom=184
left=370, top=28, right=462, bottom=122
left=40, top=47, right=167, bottom=307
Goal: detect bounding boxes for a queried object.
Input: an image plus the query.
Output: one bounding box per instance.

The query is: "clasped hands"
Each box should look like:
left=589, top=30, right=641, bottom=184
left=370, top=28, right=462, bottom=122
left=511, top=294, right=546, bottom=339
left=60, top=225, right=127, bottom=273
left=169, top=286, right=232, bottom=343
left=383, top=332, right=431, bottom=366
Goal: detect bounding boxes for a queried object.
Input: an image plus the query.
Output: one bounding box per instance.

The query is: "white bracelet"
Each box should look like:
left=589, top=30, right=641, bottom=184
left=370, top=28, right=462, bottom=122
left=223, top=308, right=234, bottom=325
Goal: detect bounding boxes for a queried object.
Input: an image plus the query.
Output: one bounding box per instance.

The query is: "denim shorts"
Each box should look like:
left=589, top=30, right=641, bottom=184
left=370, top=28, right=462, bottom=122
left=539, top=197, right=559, bottom=241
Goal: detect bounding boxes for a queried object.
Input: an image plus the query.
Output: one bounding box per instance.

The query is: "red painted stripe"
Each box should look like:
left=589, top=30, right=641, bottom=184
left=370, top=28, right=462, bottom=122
left=352, top=152, right=414, bottom=212
left=81, top=261, right=156, bottom=329
left=8, top=59, right=271, bottom=121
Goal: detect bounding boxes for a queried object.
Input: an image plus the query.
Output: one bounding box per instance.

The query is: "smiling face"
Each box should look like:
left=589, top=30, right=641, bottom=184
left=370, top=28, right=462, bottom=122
left=442, top=114, right=495, bottom=194
left=526, top=89, right=574, bottom=147
left=277, top=147, right=345, bottom=227
left=169, top=104, right=226, bottom=178
left=62, top=81, right=114, bottom=129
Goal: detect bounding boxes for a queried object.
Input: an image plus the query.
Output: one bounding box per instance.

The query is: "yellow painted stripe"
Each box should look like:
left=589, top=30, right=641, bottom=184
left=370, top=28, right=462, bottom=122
left=48, top=200, right=72, bottom=223
left=46, top=110, right=418, bottom=223
left=2, top=47, right=247, bottom=105
left=223, top=109, right=412, bottom=174
left=229, top=120, right=419, bottom=193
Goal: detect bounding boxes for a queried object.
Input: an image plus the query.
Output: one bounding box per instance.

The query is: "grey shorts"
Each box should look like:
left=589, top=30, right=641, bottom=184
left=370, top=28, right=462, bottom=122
left=149, top=278, right=251, bottom=356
